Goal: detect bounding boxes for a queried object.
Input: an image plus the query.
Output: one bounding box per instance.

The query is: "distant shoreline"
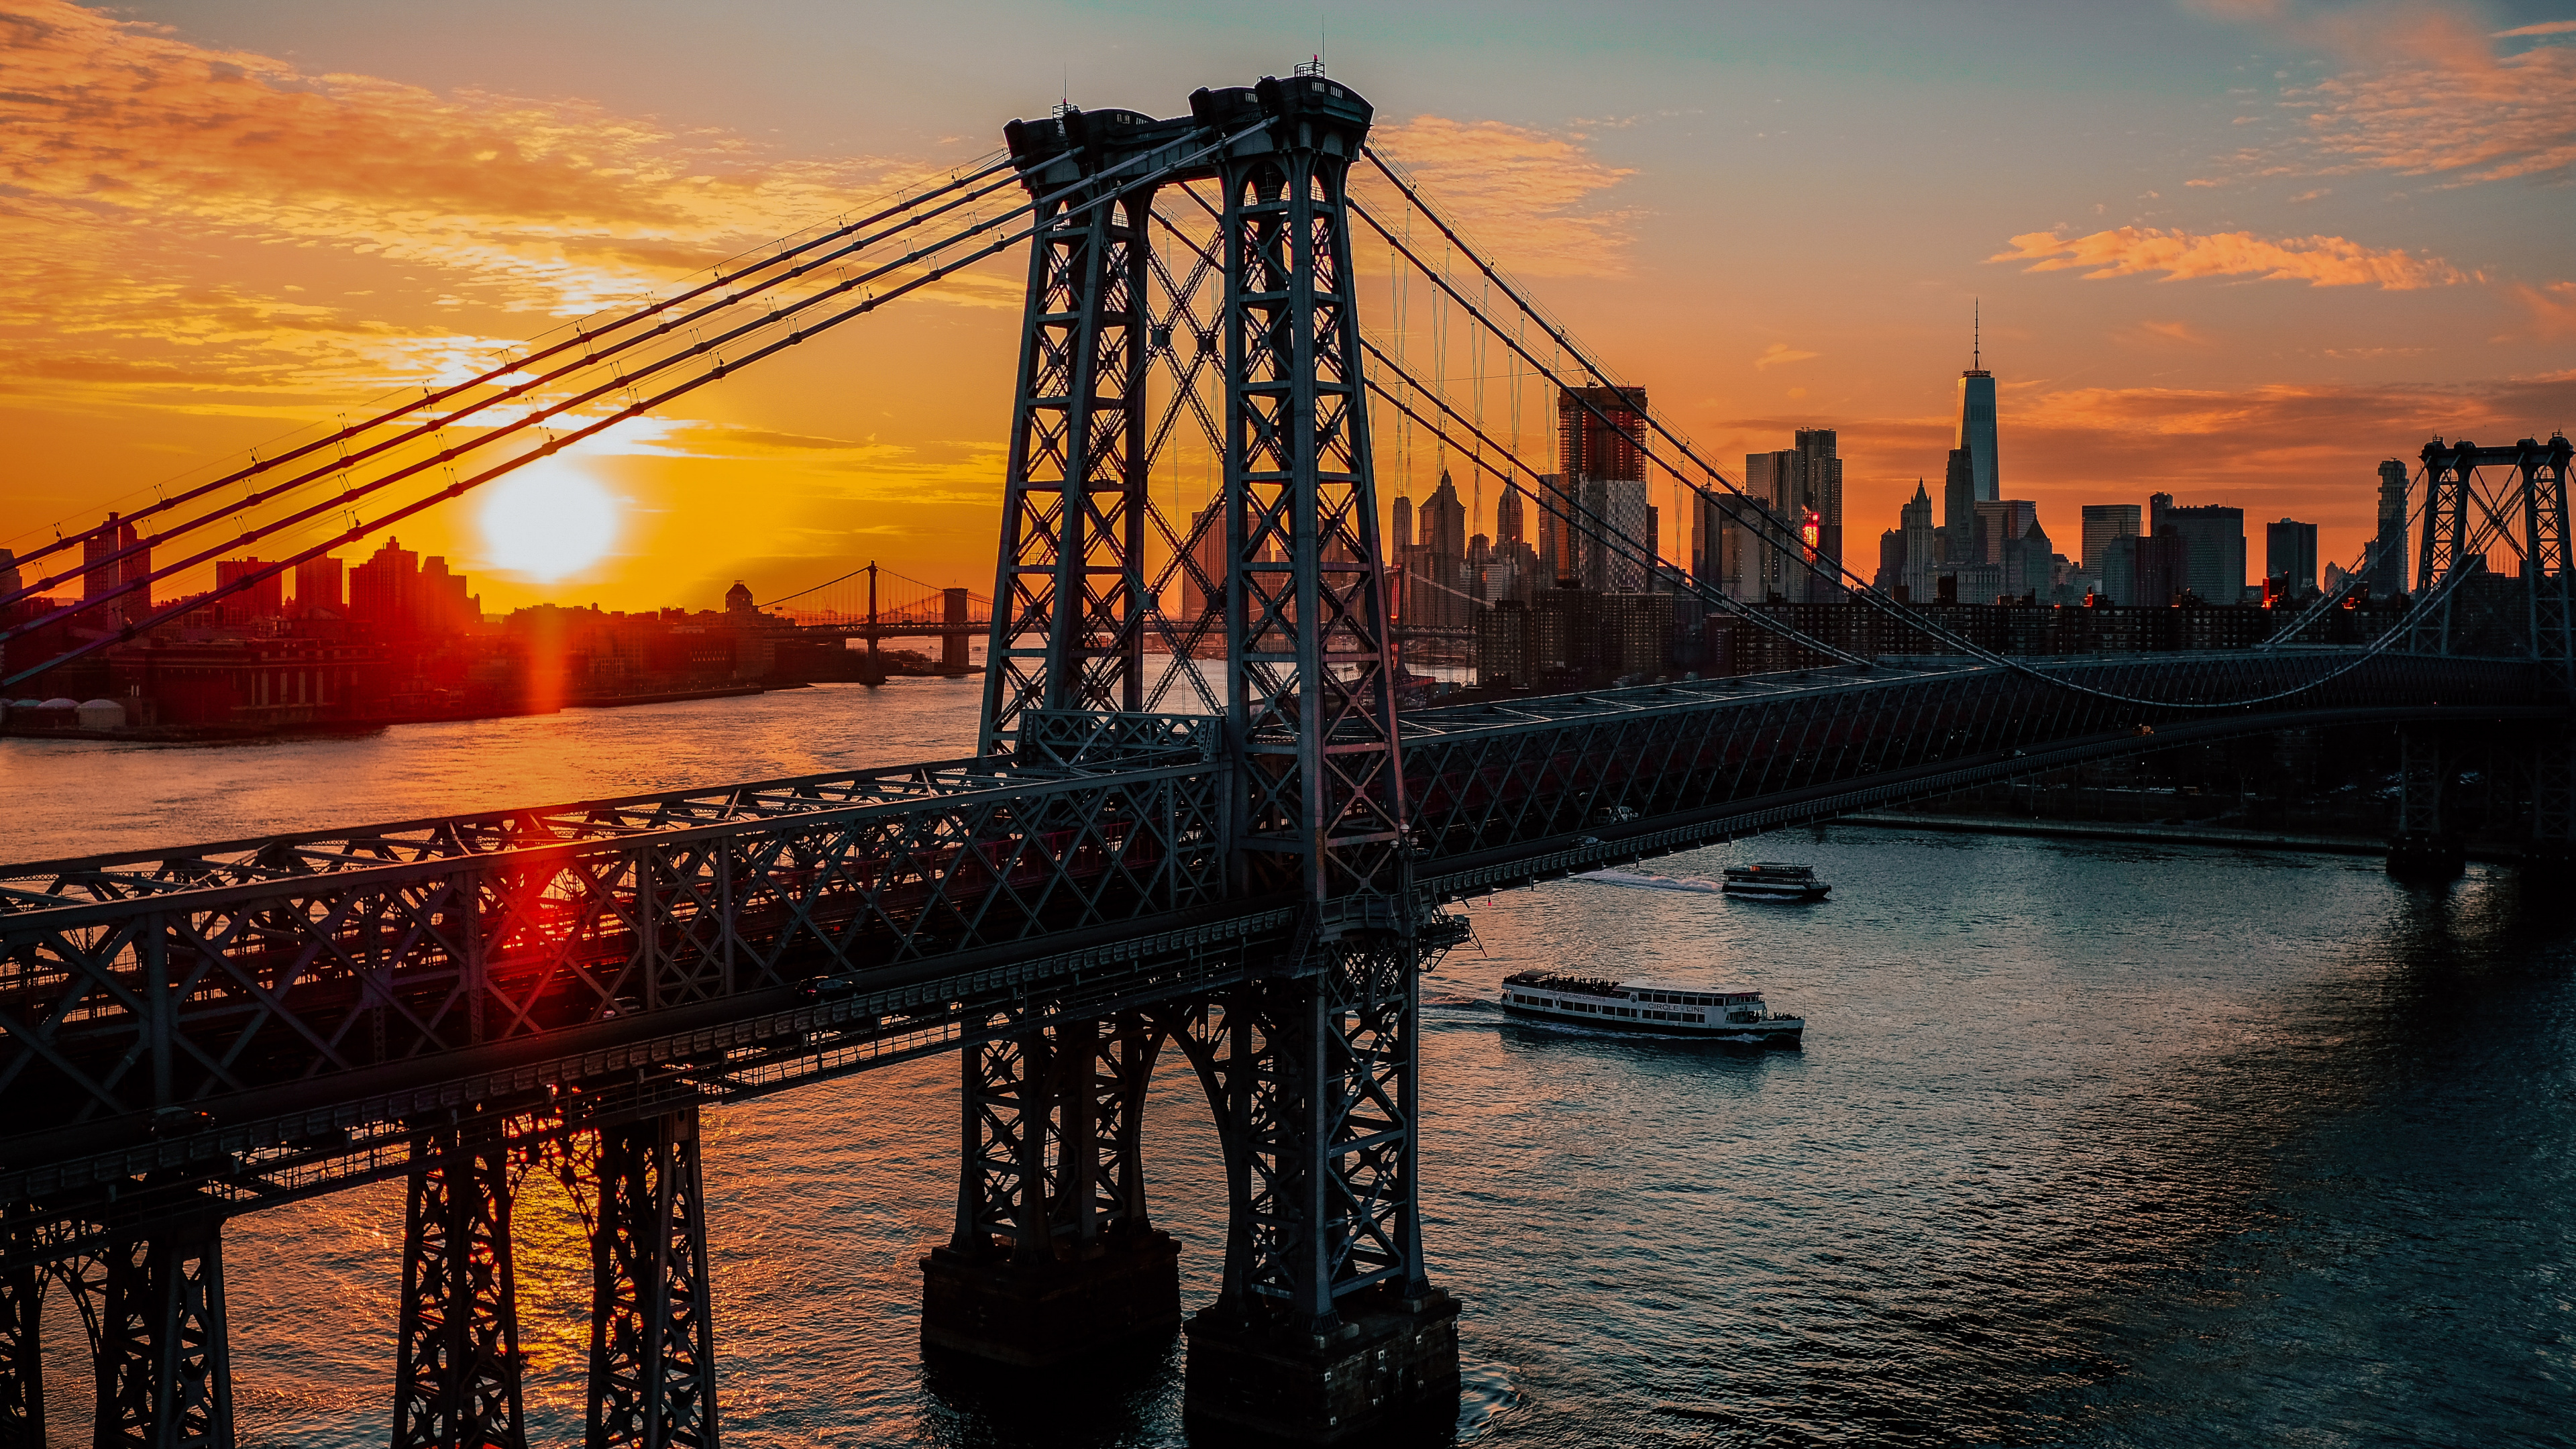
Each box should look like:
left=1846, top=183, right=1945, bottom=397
left=1837, top=811, right=2524, bottom=863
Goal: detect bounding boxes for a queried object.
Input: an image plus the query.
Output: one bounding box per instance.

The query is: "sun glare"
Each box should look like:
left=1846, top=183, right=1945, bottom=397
left=479, top=460, right=619, bottom=582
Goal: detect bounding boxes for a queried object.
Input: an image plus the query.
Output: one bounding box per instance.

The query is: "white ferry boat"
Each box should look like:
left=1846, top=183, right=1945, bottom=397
left=1719, top=863, right=1829, bottom=901
left=1497, top=971, right=1804, bottom=1046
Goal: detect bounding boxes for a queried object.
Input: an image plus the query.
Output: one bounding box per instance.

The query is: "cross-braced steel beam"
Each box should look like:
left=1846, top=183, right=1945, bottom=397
left=1208, top=78, right=1406, bottom=908
left=1196, top=931, right=1423, bottom=1332
left=979, top=110, right=1160, bottom=755
left=78, top=1216, right=233, bottom=1448
left=586, top=1110, right=716, bottom=1449
left=950, top=1012, right=1158, bottom=1260
left=392, top=1116, right=525, bottom=1449
left=0, top=1235, right=40, bottom=1449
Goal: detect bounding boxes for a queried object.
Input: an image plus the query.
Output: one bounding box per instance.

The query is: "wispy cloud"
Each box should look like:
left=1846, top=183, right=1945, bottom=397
left=1754, top=343, right=1819, bottom=371
left=1992, top=226, right=2472, bottom=289
left=2511, top=281, right=2576, bottom=340
left=0, top=0, right=967, bottom=409
left=1364, top=116, right=1639, bottom=278
left=2199, top=1, right=2576, bottom=186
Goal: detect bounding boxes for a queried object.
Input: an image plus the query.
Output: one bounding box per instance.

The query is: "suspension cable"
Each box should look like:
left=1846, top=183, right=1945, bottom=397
left=5, top=124, right=1271, bottom=690
left=4, top=154, right=1018, bottom=595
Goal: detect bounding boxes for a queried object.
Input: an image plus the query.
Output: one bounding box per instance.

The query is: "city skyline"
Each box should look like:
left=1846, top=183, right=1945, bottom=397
left=4, top=0, right=2573, bottom=615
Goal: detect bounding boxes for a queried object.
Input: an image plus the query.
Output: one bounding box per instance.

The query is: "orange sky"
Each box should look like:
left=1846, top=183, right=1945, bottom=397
left=5, top=0, right=2573, bottom=612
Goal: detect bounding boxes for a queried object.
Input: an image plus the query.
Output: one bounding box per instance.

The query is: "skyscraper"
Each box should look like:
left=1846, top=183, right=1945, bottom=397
left=295, top=555, right=345, bottom=617
left=1560, top=387, right=1650, bottom=594
left=2159, top=503, right=2246, bottom=602
left=1900, top=482, right=1936, bottom=602
left=1940, top=447, right=1976, bottom=564
left=80, top=512, right=150, bottom=621
left=1956, top=307, right=1999, bottom=504
left=1495, top=484, right=1525, bottom=547
left=2367, top=458, right=2410, bottom=596
left=2266, top=519, right=2318, bottom=595
left=1390, top=495, right=1414, bottom=553
left=2080, top=505, right=2142, bottom=580
left=1794, top=427, right=1843, bottom=599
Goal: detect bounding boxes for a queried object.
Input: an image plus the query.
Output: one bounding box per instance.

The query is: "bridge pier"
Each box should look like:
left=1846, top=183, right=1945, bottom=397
left=80, top=1214, right=235, bottom=1448
left=0, top=1244, right=40, bottom=1448
left=2390, top=724, right=2466, bottom=879
left=1180, top=934, right=1458, bottom=1446
left=586, top=1107, right=719, bottom=1449
left=922, top=1014, right=1182, bottom=1366
left=2525, top=728, right=2576, bottom=871
left=392, top=1116, right=526, bottom=1449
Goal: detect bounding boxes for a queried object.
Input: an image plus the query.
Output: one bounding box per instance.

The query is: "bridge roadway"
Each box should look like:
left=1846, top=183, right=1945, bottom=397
left=0, top=647, right=2555, bottom=1258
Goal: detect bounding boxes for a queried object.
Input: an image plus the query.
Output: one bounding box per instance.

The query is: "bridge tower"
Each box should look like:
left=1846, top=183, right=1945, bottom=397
left=931, top=73, right=1455, bottom=1443
left=2392, top=433, right=2576, bottom=877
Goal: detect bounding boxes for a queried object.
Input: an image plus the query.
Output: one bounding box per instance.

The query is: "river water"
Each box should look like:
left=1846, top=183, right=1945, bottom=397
left=3, top=680, right=2570, bottom=1447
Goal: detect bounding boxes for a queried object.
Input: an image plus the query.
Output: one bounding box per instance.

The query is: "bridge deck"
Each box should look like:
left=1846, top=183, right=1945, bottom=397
left=0, top=649, right=2555, bottom=1257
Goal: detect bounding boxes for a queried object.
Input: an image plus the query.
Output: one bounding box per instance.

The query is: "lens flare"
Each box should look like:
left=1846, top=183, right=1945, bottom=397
left=478, top=460, right=618, bottom=582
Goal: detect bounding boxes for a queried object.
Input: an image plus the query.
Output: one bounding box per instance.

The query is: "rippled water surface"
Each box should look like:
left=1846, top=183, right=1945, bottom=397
left=6, top=684, right=2571, bottom=1447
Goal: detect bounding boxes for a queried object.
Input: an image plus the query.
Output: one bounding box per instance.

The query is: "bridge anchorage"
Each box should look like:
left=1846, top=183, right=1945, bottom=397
left=3, top=53, right=2574, bottom=1449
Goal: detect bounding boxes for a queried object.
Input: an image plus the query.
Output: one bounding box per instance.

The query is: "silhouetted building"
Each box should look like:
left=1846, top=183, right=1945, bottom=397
left=214, top=557, right=284, bottom=623
left=1939, top=447, right=1975, bottom=565
left=2081, top=504, right=2141, bottom=600
left=1390, top=494, right=1414, bottom=552
left=2136, top=530, right=2189, bottom=606
left=2367, top=458, right=2410, bottom=596
left=1957, top=309, right=2000, bottom=503
left=295, top=556, right=344, bottom=618
left=2157, top=502, right=2247, bottom=602
left=1560, top=388, right=1652, bottom=594
left=1900, top=482, right=1936, bottom=602
left=1179, top=504, right=1227, bottom=624
left=81, top=513, right=150, bottom=623
left=2266, top=518, right=2318, bottom=595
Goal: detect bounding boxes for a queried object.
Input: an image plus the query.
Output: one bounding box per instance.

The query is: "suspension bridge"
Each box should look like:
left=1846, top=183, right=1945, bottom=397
left=0, top=68, right=2569, bottom=1448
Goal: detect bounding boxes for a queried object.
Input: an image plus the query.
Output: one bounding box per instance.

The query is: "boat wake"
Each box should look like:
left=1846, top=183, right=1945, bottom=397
left=1571, top=869, right=1725, bottom=894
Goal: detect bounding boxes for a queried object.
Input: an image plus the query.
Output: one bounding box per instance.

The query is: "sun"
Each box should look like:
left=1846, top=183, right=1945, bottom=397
left=478, top=459, right=619, bottom=582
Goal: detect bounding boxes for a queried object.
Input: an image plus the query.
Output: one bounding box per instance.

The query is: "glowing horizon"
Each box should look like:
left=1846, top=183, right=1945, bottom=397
left=3, top=0, right=2571, bottom=613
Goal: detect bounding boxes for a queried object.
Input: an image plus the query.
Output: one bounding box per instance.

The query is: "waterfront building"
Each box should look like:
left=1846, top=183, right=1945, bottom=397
left=2266, top=518, right=2319, bottom=596
left=80, top=513, right=150, bottom=622
left=213, top=557, right=284, bottom=622
left=295, top=556, right=345, bottom=618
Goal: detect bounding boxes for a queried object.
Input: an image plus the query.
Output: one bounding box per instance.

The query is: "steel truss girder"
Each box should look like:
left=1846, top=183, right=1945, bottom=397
left=979, top=122, right=1155, bottom=755
left=392, top=1116, right=525, bottom=1449
left=587, top=1108, right=716, bottom=1449
left=1213, top=87, right=1406, bottom=906
left=1394, top=653, right=2545, bottom=869
left=0, top=755, right=1225, bottom=1136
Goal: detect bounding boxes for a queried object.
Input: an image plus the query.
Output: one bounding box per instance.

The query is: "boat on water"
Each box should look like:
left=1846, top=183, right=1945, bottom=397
left=1719, top=862, right=1830, bottom=901
left=1497, top=971, right=1805, bottom=1046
